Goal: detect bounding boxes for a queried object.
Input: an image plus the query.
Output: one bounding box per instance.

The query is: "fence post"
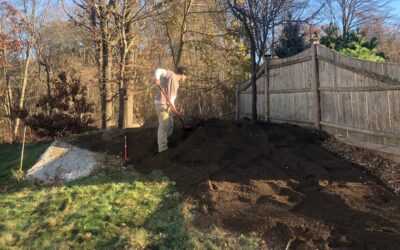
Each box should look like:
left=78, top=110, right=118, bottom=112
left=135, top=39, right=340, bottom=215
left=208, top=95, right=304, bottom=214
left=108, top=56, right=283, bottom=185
left=264, top=54, right=271, bottom=122
left=236, top=83, right=240, bottom=120
left=311, top=40, right=321, bottom=130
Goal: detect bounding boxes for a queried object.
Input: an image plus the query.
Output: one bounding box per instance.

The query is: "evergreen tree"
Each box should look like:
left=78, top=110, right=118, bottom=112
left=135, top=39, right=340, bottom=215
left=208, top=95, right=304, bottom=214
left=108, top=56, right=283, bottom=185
left=275, top=19, right=308, bottom=58
left=320, top=25, right=385, bottom=62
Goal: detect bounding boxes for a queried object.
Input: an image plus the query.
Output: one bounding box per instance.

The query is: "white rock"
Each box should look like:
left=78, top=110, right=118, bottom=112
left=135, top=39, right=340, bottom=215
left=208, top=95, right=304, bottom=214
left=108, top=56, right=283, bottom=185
left=26, top=140, right=104, bottom=184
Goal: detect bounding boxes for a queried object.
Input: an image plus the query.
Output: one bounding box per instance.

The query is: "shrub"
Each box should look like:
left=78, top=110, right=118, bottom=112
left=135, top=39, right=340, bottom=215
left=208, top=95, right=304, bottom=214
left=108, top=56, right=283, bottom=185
left=25, top=71, right=95, bottom=138
left=320, top=25, right=385, bottom=62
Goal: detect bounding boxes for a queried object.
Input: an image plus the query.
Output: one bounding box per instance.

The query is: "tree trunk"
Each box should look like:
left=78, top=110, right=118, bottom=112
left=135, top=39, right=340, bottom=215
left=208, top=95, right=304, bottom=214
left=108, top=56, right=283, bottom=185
left=124, top=89, right=134, bottom=128
left=118, top=50, right=127, bottom=128
left=123, top=50, right=134, bottom=128
left=39, top=61, right=52, bottom=114
left=97, top=39, right=106, bottom=129
left=124, top=45, right=136, bottom=128
left=117, top=7, right=127, bottom=129
left=341, top=1, right=348, bottom=40
left=2, top=47, right=13, bottom=140
left=44, top=64, right=51, bottom=97
left=99, top=6, right=114, bottom=128
left=251, top=49, right=257, bottom=121
left=13, top=46, right=32, bottom=141
left=103, top=38, right=114, bottom=128
left=44, top=63, right=52, bottom=115
left=3, top=78, right=13, bottom=141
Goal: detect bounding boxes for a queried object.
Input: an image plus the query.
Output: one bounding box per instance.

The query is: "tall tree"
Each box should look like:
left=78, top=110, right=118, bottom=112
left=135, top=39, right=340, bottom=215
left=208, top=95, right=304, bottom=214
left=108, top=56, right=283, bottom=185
left=154, top=0, right=247, bottom=119
left=275, top=15, right=308, bottom=58
left=112, top=0, right=157, bottom=128
left=35, top=21, right=86, bottom=107
left=0, top=3, right=25, bottom=141
left=12, top=0, right=36, bottom=141
left=225, top=0, right=310, bottom=121
left=321, top=0, right=392, bottom=40
left=69, top=0, right=161, bottom=129
left=378, top=23, right=400, bottom=63
left=159, top=0, right=194, bottom=70
left=69, top=0, right=118, bottom=128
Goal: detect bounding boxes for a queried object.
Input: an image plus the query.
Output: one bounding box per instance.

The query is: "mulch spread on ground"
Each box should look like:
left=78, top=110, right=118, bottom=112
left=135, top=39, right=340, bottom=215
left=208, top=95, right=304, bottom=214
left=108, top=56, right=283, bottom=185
left=72, top=120, right=400, bottom=250
left=322, top=138, right=400, bottom=195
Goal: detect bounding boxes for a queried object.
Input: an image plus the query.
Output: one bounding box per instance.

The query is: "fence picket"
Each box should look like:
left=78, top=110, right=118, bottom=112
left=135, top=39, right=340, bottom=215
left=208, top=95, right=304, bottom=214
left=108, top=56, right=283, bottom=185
left=237, top=45, right=400, bottom=147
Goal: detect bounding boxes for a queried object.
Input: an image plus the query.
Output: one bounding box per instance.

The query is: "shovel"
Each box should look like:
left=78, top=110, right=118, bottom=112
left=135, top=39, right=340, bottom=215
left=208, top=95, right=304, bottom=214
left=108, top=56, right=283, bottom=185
left=155, top=84, right=191, bottom=131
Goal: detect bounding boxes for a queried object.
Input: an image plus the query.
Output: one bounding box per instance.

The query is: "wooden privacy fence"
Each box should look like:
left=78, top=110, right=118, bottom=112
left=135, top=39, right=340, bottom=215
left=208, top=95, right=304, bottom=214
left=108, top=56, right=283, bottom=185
left=237, top=44, right=400, bottom=147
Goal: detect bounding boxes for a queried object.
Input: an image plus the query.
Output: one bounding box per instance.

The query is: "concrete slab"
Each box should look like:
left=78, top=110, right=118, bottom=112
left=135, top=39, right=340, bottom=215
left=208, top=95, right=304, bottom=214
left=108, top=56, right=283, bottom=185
left=26, top=140, right=105, bottom=184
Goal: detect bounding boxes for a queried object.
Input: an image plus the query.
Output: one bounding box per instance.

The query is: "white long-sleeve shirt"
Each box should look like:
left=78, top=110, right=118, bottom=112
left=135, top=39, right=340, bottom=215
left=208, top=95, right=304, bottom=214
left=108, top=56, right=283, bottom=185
left=154, top=68, right=177, bottom=105
left=154, top=68, right=168, bottom=80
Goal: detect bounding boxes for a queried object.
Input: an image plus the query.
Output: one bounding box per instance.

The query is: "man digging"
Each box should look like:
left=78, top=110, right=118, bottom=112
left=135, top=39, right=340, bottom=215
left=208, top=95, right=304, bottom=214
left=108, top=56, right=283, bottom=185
left=153, top=66, right=188, bottom=153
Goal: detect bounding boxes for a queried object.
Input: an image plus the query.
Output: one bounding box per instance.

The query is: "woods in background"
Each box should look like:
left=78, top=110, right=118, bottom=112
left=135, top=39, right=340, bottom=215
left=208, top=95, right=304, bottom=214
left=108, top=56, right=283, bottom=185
left=0, top=0, right=398, bottom=142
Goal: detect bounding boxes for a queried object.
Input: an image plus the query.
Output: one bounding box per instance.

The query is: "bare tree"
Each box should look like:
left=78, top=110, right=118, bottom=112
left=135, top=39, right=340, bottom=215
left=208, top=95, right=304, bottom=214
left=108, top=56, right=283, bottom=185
left=224, top=0, right=293, bottom=121
left=68, top=0, right=161, bottom=129
left=368, top=21, right=400, bottom=63
left=11, top=0, right=37, bottom=141
left=321, top=0, right=392, bottom=40
left=158, top=0, right=195, bottom=70
left=112, top=0, right=157, bottom=128
left=0, top=3, right=22, bottom=141
left=3, top=0, right=55, bottom=141
left=68, top=0, right=119, bottom=128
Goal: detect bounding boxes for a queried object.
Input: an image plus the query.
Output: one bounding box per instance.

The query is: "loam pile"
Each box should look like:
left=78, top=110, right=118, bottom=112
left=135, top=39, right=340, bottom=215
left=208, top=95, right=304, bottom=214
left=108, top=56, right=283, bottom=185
left=72, top=119, right=400, bottom=250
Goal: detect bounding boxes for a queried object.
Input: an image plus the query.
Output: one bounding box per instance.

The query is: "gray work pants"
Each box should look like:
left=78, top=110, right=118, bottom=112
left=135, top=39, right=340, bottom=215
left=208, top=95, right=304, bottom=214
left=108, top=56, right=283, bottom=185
left=155, top=103, right=174, bottom=152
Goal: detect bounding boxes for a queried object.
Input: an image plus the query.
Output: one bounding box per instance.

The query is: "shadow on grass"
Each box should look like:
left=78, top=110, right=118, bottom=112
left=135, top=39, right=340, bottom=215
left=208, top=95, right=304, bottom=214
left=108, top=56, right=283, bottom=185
left=1, top=162, right=199, bottom=249
left=0, top=142, right=51, bottom=192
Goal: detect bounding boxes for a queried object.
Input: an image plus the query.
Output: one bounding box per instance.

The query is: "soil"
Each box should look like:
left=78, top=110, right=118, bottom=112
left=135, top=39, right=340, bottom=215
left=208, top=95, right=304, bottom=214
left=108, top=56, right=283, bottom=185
left=72, top=120, right=400, bottom=250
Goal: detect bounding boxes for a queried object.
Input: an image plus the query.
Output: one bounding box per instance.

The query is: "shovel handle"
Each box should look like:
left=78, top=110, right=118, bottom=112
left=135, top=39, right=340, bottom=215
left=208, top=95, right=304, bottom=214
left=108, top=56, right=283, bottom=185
left=156, top=84, right=181, bottom=116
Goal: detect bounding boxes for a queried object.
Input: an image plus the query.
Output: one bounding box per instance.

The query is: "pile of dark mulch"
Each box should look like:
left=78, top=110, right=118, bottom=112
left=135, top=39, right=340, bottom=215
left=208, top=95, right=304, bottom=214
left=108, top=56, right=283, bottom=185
left=322, top=137, right=400, bottom=194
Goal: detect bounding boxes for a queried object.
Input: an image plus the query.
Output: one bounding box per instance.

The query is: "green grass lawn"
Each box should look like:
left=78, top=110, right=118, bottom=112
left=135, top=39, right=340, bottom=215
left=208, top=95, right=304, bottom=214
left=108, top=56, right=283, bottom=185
left=0, top=142, right=262, bottom=249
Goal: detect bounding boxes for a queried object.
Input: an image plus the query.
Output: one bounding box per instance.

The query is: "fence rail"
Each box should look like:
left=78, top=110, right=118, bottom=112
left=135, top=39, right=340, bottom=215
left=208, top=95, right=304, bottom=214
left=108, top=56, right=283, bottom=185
left=237, top=44, right=400, bottom=147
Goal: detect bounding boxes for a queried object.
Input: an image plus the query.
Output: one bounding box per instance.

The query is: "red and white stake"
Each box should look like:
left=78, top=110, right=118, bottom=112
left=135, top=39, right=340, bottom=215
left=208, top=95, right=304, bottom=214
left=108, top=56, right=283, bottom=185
left=124, top=134, right=129, bottom=167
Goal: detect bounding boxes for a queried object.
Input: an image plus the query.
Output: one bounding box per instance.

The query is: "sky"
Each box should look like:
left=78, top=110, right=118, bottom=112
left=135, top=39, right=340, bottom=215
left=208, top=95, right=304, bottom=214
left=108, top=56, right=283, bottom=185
left=58, top=0, right=400, bottom=19
left=393, top=0, right=400, bottom=19
left=5, top=0, right=400, bottom=22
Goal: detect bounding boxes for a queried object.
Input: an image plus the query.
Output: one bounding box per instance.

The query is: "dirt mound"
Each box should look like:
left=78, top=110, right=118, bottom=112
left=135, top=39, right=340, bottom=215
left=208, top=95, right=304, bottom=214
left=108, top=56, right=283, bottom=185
left=72, top=120, right=400, bottom=249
